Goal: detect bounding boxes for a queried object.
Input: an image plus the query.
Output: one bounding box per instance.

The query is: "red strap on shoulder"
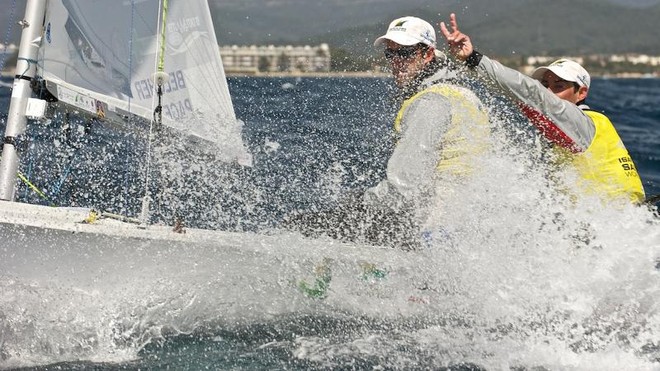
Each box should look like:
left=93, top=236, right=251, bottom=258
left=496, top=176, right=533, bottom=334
left=518, top=103, right=582, bottom=153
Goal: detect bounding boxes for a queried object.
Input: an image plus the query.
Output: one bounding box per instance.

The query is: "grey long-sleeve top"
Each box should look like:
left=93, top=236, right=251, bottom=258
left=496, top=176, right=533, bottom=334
left=363, top=67, right=487, bottom=215
left=476, top=55, right=596, bottom=151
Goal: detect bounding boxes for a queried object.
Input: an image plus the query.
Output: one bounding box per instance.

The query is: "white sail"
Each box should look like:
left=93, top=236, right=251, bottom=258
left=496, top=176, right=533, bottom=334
left=38, top=0, right=251, bottom=165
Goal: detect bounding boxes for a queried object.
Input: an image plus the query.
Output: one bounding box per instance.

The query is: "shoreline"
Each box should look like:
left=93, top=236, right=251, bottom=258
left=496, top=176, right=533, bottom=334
left=599, top=73, right=660, bottom=79
left=225, top=72, right=660, bottom=79
left=225, top=71, right=390, bottom=78
left=224, top=71, right=660, bottom=79
left=2, top=69, right=658, bottom=79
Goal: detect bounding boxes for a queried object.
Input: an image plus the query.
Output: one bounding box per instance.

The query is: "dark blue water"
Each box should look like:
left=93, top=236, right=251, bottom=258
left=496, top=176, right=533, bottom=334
left=228, top=76, right=660, bottom=203
left=0, top=76, right=397, bottom=233
left=588, top=78, right=660, bottom=197
left=1, top=76, right=659, bottom=370
left=1, top=76, right=658, bottom=226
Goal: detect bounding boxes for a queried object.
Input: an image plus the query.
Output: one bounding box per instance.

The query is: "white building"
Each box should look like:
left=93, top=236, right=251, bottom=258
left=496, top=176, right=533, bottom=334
left=219, top=44, right=331, bottom=74
left=526, top=55, right=585, bottom=66
left=621, top=54, right=660, bottom=66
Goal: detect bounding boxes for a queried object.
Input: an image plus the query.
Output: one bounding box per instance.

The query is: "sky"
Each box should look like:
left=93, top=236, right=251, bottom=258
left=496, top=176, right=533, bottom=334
left=2, top=0, right=660, bottom=47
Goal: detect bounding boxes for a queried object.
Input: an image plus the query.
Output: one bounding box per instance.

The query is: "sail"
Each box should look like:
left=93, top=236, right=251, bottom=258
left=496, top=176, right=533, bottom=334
left=37, top=0, right=252, bottom=165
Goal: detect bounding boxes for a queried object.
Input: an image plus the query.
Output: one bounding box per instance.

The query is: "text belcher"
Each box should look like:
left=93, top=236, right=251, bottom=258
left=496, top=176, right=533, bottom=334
left=133, top=69, right=193, bottom=120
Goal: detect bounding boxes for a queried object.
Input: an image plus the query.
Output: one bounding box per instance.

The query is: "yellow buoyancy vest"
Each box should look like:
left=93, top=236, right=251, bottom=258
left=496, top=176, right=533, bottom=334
left=568, top=110, right=645, bottom=204
left=393, top=84, right=490, bottom=178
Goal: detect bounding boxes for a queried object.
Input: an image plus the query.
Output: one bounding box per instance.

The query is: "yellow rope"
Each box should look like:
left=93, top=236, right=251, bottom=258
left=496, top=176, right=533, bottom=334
left=17, top=171, right=56, bottom=206
left=0, top=155, right=53, bottom=204
left=83, top=209, right=99, bottom=224
left=157, top=0, right=169, bottom=73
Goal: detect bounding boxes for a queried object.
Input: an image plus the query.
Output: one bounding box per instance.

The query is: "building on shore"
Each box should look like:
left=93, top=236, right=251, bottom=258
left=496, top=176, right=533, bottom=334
left=521, top=54, right=660, bottom=77
left=219, top=44, right=331, bottom=75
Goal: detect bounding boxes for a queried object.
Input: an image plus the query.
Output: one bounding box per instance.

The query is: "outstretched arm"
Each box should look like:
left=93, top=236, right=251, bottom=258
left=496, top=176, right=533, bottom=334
left=438, top=13, right=595, bottom=151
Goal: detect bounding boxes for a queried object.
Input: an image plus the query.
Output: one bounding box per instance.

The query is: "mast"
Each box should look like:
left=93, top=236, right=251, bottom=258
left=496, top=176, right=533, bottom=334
left=0, top=0, right=47, bottom=201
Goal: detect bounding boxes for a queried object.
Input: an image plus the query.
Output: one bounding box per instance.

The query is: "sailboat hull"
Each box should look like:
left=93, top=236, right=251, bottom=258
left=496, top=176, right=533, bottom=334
left=0, top=202, right=434, bottom=322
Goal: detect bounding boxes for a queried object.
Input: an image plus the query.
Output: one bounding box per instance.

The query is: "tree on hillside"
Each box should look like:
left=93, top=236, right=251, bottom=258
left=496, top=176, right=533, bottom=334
left=279, top=53, right=290, bottom=72
left=330, top=47, right=375, bottom=72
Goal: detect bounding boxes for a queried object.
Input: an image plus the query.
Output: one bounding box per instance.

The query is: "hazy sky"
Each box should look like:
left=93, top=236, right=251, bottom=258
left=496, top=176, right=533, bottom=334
left=1, top=0, right=660, bottom=47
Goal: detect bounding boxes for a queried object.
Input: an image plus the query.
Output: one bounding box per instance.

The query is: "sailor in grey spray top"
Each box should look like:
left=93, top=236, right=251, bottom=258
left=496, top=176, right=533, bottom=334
left=365, top=15, right=491, bottom=229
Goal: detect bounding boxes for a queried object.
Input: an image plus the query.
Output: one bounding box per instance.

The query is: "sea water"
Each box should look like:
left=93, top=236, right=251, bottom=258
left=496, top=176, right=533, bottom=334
left=1, top=76, right=659, bottom=370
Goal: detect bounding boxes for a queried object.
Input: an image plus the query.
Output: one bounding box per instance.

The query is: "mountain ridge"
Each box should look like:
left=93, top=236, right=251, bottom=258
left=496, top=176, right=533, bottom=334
left=209, top=0, right=660, bottom=57
left=1, top=0, right=659, bottom=58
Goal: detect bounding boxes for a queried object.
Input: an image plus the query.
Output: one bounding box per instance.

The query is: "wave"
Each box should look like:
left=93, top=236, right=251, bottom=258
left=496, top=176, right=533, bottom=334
left=1, top=77, right=659, bottom=370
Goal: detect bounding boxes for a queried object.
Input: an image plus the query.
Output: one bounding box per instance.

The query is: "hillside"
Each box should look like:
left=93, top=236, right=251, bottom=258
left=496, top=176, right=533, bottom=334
left=1, top=0, right=659, bottom=59
left=209, top=0, right=660, bottom=57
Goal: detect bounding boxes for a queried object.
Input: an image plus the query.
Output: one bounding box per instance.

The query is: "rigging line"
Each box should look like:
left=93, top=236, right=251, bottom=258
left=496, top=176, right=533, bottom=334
left=16, top=57, right=38, bottom=79
left=139, top=0, right=168, bottom=223
left=123, top=0, right=137, bottom=217
left=152, top=0, right=168, bottom=133
left=157, top=0, right=169, bottom=73
left=49, top=146, right=88, bottom=201
left=48, top=163, right=74, bottom=200
left=21, top=147, right=34, bottom=200
left=17, top=171, right=54, bottom=206
left=0, top=155, right=54, bottom=206
left=39, top=115, right=94, bottom=204
left=0, top=0, right=17, bottom=72
left=23, top=113, right=50, bottom=203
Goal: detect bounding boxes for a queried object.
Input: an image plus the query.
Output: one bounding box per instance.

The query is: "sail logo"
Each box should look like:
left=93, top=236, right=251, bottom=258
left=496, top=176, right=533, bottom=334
left=167, top=17, right=209, bottom=56
left=57, top=85, right=96, bottom=114
left=46, top=23, right=51, bottom=43
left=168, top=17, right=201, bottom=34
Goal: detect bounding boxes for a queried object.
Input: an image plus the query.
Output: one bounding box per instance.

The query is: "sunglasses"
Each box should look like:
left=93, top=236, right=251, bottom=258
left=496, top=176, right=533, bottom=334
left=541, top=78, right=580, bottom=93
left=384, top=46, right=422, bottom=60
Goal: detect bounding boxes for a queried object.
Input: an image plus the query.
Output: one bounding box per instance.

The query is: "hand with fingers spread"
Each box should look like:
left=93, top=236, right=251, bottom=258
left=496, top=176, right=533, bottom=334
left=439, top=13, right=473, bottom=61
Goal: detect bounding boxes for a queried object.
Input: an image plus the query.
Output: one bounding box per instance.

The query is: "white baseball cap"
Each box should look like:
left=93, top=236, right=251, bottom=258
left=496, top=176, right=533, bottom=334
left=374, top=16, right=437, bottom=48
left=532, top=59, right=591, bottom=88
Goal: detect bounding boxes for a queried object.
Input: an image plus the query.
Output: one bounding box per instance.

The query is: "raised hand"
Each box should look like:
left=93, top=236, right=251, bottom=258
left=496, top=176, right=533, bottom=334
left=439, top=13, right=474, bottom=61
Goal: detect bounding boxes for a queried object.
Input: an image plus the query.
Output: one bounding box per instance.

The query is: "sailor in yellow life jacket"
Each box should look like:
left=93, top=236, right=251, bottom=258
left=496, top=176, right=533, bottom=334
left=566, top=110, right=645, bottom=203
left=440, top=13, right=645, bottom=205
left=282, top=16, right=495, bottom=248
left=362, top=16, right=491, bottom=229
